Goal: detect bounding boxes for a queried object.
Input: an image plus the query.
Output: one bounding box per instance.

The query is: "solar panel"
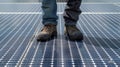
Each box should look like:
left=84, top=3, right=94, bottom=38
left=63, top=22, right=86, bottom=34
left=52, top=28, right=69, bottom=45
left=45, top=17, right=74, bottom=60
left=0, top=3, right=120, bottom=67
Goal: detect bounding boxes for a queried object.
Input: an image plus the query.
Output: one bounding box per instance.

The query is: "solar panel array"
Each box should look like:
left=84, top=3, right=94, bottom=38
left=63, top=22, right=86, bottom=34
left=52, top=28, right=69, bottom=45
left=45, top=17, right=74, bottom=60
left=0, top=3, right=120, bottom=67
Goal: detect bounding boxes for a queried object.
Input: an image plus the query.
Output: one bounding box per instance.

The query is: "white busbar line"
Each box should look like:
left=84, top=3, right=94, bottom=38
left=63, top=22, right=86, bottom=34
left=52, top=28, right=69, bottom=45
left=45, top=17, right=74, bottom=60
left=0, top=12, right=120, bottom=14
left=0, top=2, right=120, bottom=4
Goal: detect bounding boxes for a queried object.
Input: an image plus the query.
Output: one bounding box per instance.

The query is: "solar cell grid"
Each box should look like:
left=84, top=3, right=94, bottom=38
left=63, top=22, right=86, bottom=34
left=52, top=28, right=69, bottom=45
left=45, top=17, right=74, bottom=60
left=0, top=3, right=120, bottom=67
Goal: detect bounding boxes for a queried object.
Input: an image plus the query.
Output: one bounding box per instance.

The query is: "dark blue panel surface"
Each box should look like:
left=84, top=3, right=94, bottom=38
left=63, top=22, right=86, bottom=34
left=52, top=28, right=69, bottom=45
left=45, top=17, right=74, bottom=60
left=0, top=3, right=120, bottom=67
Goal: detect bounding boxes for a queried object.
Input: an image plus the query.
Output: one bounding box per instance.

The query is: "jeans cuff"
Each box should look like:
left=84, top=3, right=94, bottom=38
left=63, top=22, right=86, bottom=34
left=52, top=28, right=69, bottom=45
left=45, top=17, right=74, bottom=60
left=43, top=21, right=57, bottom=25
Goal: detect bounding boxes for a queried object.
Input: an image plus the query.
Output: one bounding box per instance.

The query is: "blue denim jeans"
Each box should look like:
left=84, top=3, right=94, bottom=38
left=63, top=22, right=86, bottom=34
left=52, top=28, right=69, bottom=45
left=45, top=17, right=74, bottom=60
left=42, top=0, right=82, bottom=25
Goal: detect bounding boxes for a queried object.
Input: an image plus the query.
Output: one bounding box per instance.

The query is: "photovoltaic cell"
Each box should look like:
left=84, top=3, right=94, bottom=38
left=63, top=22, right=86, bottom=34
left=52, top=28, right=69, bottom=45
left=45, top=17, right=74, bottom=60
left=0, top=3, right=120, bottom=67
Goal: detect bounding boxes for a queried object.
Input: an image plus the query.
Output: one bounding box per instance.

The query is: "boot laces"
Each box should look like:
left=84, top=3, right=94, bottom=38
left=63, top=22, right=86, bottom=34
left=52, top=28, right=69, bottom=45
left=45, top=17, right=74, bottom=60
left=42, top=25, right=55, bottom=32
left=67, top=25, right=79, bottom=31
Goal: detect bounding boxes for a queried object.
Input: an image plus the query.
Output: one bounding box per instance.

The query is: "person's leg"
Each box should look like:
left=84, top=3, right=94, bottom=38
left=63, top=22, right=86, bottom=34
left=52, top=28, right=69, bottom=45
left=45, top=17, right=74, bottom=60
left=42, top=0, right=58, bottom=25
left=63, top=0, right=82, bottom=26
left=64, top=0, right=83, bottom=41
left=37, top=0, right=58, bottom=41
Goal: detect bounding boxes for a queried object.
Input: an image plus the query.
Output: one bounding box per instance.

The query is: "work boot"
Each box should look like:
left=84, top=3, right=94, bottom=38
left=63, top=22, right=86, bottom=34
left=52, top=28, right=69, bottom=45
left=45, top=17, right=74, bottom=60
left=37, top=24, right=57, bottom=41
left=65, top=25, right=83, bottom=41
